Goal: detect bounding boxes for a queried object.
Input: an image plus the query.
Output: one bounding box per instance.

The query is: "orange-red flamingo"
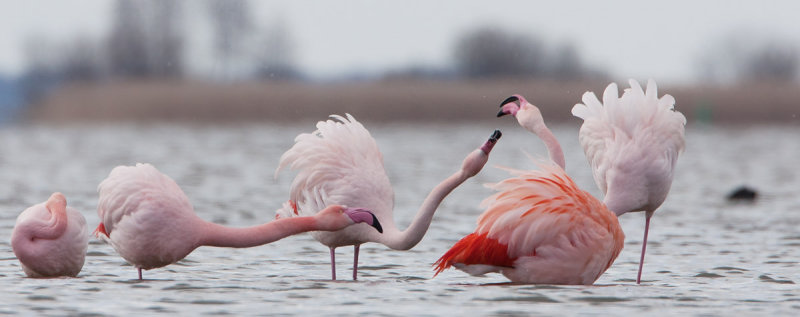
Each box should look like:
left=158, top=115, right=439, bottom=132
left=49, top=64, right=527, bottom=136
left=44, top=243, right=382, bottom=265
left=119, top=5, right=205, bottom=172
left=436, top=80, right=684, bottom=285
left=434, top=96, right=623, bottom=285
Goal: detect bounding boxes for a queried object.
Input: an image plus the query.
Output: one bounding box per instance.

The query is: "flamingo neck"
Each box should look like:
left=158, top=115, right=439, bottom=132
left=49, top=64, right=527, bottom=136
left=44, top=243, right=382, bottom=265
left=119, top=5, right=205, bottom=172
left=11, top=201, right=69, bottom=267
left=199, top=217, right=320, bottom=248
left=520, top=116, right=565, bottom=169
left=378, top=171, right=469, bottom=250
left=32, top=202, right=69, bottom=240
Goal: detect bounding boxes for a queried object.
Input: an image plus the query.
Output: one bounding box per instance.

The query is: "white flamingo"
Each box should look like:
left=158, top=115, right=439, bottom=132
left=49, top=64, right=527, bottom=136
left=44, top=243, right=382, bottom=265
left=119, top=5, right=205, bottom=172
left=571, top=79, right=686, bottom=283
left=276, top=114, right=501, bottom=280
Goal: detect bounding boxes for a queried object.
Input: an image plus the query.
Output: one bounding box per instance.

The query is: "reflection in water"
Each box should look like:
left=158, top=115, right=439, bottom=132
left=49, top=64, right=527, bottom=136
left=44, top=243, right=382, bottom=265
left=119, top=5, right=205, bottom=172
left=0, top=122, right=799, bottom=315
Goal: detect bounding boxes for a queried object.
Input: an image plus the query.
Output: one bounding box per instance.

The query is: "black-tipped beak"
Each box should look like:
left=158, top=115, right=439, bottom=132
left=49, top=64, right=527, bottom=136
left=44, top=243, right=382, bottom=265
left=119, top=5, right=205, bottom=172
left=500, top=96, right=519, bottom=107
left=489, top=130, right=502, bottom=143
left=497, top=95, right=520, bottom=117
left=371, top=214, right=383, bottom=233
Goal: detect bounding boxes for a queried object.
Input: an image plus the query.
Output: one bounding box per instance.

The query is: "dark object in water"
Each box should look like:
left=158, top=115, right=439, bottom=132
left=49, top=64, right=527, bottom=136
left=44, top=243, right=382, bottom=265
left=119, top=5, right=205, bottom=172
left=727, top=186, right=757, bottom=201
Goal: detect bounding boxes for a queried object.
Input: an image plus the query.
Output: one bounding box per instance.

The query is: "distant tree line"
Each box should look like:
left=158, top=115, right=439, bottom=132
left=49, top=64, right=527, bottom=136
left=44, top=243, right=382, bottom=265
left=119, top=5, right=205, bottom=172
left=19, top=6, right=799, bottom=104
left=697, top=31, right=799, bottom=84
left=451, top=26, right=606, bottom=80
left=20, top=0, right=298, bottom=102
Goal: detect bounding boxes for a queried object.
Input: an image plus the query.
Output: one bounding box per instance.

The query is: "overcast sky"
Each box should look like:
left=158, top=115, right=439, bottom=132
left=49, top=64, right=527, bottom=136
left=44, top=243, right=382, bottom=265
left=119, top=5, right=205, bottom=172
left=1, top=0, right=799, bottom=83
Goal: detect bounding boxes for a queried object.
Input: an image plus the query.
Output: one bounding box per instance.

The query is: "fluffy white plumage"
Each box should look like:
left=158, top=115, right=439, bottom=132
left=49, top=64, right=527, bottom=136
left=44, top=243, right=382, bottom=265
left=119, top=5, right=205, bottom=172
left=571, top=79, right=686, bottom=214
left=277, top=113, right=498, bottom=280
left=97, top=163, right=200, bottom=269
left=572, top=79, right=686, bottom=284
left=276, top=114, right=393, bottom=247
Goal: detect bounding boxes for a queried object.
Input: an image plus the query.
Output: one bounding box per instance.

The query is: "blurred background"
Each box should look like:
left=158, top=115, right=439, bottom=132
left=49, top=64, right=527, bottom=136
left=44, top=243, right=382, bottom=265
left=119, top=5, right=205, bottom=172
left=0, top=0, right=799, bottom=124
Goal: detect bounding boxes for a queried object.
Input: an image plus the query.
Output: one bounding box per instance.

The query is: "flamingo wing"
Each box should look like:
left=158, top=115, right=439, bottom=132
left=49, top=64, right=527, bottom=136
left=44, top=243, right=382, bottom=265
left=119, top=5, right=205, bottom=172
left=571, top=79, right=686, bottom=196
left=97, top=163, right=193, bottom=235
left=435, top=162, right=623, bottom=278
left=276, top=114, right=394, bottom=217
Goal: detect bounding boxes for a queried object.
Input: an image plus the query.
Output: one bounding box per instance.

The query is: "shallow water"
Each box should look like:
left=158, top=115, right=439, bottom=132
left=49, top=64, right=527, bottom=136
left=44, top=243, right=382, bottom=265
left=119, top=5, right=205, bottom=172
left=1, top=121, right=799, bottom=316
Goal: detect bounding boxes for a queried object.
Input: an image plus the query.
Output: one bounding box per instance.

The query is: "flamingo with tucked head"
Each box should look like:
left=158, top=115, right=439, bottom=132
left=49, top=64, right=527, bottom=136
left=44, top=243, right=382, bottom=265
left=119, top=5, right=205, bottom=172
left=94, top=163, right=383, bottom=280
left=11, top=192, right=89, bottom=278
left=435, top=80, right=684, bottom=285
left=572, top=80, right=686, bottom=283
left=276, top=114, right=501, bottom=280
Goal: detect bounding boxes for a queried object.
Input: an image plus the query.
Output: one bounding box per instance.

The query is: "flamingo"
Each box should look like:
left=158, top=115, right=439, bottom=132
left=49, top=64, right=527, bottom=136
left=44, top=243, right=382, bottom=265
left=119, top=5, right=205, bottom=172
left=276, top=114, right=501, bottom=280
left=94, top=163, right=383, bottom=280
left=571, top=79, right=686, bottom=284
left=433, top=97, right=624, bottom=285
left=434, top=80, right=685, bottom=285
left=11, top=192, right=89, bottom=278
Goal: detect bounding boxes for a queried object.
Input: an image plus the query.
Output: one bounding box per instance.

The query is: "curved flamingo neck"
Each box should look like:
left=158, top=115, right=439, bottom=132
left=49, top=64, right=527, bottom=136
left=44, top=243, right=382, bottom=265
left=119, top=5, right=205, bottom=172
left=11, top=194, right=70, bottom=267
left=199, top=217, right=320, bottom=248
left=378, top=168, right=470, bottom=251
left=519, top=113, right=565, bottom=169
left=36, top=195, right=70, bottom=240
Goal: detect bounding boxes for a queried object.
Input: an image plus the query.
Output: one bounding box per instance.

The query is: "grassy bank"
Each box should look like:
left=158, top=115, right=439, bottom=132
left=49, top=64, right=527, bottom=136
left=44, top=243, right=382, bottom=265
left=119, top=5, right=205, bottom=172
left=25, top=79, right=800, bottom=124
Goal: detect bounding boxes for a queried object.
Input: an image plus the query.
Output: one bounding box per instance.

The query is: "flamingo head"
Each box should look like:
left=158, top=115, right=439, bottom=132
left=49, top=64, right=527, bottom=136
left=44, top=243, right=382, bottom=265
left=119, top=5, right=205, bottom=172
left=497, top=94, right=527, bottom=117
left=479, top=129, right=502, bottom=155
left=45, top=192, right=67, bottom=215
left=497, top=94, right=546, bottom=131
left=342, top=207, right=383, bottom=233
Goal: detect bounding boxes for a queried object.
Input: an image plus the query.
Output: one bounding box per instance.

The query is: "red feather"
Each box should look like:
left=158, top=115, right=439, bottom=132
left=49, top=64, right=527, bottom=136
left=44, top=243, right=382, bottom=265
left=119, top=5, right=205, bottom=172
left=433, top=232, right=516, bottom=276
left=94, top=222, right=109, bottom=238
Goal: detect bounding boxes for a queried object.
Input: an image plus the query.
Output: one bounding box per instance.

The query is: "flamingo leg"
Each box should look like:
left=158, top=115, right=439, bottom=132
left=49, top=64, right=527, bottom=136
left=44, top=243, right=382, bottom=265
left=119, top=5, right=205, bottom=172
left=353, top=244, right=360, bottom=281
left=330, top=247, right=336, bottom=281
left=637, top=212, right=653, bottom=284
left=138, top=267, right=143, bottom=281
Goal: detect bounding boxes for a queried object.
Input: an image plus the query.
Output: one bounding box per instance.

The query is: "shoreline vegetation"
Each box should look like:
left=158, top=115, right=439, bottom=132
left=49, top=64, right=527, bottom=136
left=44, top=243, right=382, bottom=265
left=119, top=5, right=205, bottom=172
left=25, top=79, right=800, bottom=124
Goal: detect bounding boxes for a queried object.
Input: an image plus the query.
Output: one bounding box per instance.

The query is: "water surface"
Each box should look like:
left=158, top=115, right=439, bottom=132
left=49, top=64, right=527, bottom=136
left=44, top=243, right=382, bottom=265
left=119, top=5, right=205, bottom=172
left=1, top=122, right=799, bottom=316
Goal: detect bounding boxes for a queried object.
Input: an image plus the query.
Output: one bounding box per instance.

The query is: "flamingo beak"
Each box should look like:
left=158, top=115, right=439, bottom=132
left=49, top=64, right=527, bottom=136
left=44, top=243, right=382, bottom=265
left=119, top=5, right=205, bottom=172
left=498, top=95, right=521, bottom=117
left=480, top=130, right=503, bottom=154
left=344, top=208, right=383, bottom=233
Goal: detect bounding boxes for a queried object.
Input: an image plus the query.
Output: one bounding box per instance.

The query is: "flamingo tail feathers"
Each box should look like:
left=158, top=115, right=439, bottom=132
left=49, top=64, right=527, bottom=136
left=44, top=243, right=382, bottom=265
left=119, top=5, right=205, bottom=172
left=433, top=232, right=515, bottom=276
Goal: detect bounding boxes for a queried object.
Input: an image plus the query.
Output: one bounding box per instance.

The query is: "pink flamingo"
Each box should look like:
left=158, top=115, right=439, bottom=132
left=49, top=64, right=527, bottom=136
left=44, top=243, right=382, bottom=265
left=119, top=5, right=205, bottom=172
left=11, top=192, right=89, bottom=278
left=276, top=114, right=501, bottom=280
left=434, top=97, right=624, bottom=285
left=94, top=163, right=383, bottom=280
left=435, top=80, right=685, bottom=285
left=572, top=80, right=685, bottom=284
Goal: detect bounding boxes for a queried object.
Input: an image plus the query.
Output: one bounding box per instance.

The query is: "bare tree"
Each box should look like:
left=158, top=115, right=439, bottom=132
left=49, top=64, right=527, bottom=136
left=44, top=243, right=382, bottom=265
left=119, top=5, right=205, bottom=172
left=696, top=31, right=799, bottom=83
left=742, top=43, right=798, bottom=82
left=256, top=19, right=299, bottom=80
left=206, top=0, right=254, bottom=78
left=146, top=0, right=185, bottom=78
left=453, top=27, right=546, bottom=78
left=107, top=0, right=185, bottom=79
left=19, top=35, right=63, bottom=103
left=108, top=0, right=149, bottom=78
left=549, top=44, right=584, bottom=80
left=61, top=35, right=106, bottom=82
